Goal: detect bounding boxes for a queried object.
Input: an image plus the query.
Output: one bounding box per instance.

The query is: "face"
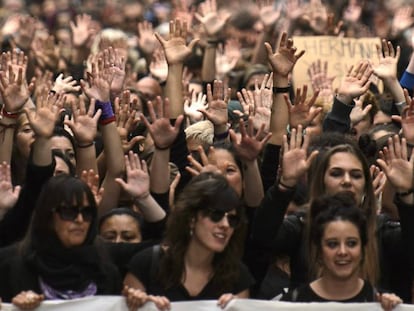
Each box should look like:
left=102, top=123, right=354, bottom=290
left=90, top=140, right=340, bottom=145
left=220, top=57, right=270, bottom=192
left=136, top=77, right=162, bottom=102
left=191, top=209, right=237, bottom=253
left=324, top=152, right=365, bottom=205
left=53, top=196, right=92, bottom=248
left=100, top=214, right=142, bottom=243
left=208, top=149, right=243, bottom=197
left=15, top=122, right=35, bottom=158
left=54, top=156, right=70, bottom=176
left=50, top=136, right=76, bottom=166
left=321, top=220, right=362, bottom=281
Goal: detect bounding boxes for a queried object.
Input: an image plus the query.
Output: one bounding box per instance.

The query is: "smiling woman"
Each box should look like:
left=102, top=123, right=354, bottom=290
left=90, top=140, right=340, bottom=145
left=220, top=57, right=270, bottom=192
left=123, top=172, right=254, bottom=310
left=282, top=193, right=402, bottom=311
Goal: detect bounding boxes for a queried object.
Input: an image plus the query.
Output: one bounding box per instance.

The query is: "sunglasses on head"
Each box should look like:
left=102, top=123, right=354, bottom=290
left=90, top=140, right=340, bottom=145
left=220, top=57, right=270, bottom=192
left=205, top=208, right=241, bottom=228
left=53, top=205, right=95, bottom=222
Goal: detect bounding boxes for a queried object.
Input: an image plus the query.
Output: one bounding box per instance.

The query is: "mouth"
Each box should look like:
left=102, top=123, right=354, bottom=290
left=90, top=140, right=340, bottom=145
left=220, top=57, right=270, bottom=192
left=213, top=232, right=228, bottom=242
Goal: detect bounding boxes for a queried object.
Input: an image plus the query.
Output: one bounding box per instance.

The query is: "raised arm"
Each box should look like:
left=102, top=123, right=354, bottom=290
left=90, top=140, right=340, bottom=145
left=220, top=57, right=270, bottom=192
left=155, top=19, right=198, bottom=118
left=81, top=57, right=124, bottom=217
left=265, top=32, right=305, bottom=145
left=115, top=151, right=166, bottom=222
left=140, top=96, right=183, bottom=194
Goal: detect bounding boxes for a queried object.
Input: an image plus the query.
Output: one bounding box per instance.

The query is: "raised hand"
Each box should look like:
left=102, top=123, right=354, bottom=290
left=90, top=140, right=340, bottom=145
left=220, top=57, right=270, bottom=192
left=307, top=59, right=335, bottom=104
left=257, top=0, right=281, bottom=33
left=198, top=80, right=230, bottom=127
left=0, top=162, right=21, bottom=213
left=70, top=14, right=96, bottom=48
left=195, top=0, right=230, bottom=38
left=25, top=91, right=65, bottom=138
left=229, top=118, right=272, bottom=162
left=80, top=169, right=103, bottom=206
left=64, top=98, right=101, bottom=145
left=284, top=84, right=321, bottom=129
left=184, top=91, right=207, bottom=123
left=265, top=32, right=305, bottom=78
left=215, top=40, right=241, bottom=79
left=53, top=73, right=81, bottom=94
left=80, top=58, right=112, bottom=102
left=280, top=125, right=319, bottom=187
left=186, top=146, right=222, bottom=176
left=391, top=6, right=414, bottom=36
left=115, top=151, right=150, bottom=200
left=137, top=20, right=159, bottom=55
left=155, top=19, right=198, bottom=65
left=173, top=0, right=195, bottom=28
left=394, top=89, right=414, bottom=144
left=0, top=52, right=33, bottom=113
left=372, top=39, right=400, bottom=82
left=149, top=48, right=168, bottom=82
left=350, top=94, right=372, bottom=128
left=33, top=68, right=53, bottom=100
left=102, top=47, right=126, bottom=97
left=140, top=96, right=184, bottom=149
left=11, top=15, right=36, bottom=50
left=32, top=35, right=60, bottom=70
left=377, top=135, right=414, bottom=193
left=114, top=91, right=143, bottom=152
left=336, top=61, right=373, bottom=104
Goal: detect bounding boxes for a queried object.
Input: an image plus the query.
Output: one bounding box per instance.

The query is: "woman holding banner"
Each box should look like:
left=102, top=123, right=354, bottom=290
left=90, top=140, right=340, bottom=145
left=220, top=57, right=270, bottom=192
left=123, top=172, right=254, bottom=310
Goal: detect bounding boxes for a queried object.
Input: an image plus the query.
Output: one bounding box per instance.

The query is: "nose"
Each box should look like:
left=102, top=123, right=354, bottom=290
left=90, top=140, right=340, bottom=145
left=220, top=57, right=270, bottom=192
left=342, top=173, right=352, bottom=186
left=338, top=243, right=347, bottom=255
left=115, top=235, right=122, bottom=243
left=74, top=212, right=84, bottom=223
left=218, top=214, right=230, bottom=228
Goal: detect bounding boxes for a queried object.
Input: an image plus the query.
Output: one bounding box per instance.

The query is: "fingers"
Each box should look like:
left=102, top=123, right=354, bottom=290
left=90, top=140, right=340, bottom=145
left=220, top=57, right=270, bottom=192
left=217, top=293, right=235, bottom=309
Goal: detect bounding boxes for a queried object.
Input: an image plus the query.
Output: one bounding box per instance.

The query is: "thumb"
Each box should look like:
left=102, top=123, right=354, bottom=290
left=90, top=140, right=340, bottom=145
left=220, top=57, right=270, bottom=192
left=115, top=178, right=127, bottom=190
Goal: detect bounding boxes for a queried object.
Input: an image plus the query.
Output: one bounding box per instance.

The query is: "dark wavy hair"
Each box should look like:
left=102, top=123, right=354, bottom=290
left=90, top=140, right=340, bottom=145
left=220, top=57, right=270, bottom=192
left=308, top=144, right=378, bottom=285
left=158, top=172, right=246, bottom=294
left=310, top=193, right=368, bottom=268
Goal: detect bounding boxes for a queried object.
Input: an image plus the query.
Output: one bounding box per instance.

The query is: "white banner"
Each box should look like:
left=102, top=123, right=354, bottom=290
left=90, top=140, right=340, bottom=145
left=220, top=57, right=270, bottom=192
left=1, top=296, right=414, bottom=311
left=1, top=297, right=413, bottom=310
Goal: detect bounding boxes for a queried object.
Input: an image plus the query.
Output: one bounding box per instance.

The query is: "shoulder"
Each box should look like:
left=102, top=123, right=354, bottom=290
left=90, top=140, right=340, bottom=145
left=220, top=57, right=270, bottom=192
left=280, top=284, right=316, bottom=302
left=234, top=261, right=255, bottom=291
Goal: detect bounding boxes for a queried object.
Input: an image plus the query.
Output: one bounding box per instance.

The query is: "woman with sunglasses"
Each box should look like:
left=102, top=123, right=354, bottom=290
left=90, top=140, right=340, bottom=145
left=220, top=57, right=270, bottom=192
left=123, top=172, right=254, bottom=310
left=0, top=174, right=124, bottom=308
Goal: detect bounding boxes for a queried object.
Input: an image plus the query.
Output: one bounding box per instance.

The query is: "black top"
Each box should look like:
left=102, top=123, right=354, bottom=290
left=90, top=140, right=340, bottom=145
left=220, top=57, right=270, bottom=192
left=128, top=246, right=255, bottom=301
left=281, top=280, right=376, bottom=303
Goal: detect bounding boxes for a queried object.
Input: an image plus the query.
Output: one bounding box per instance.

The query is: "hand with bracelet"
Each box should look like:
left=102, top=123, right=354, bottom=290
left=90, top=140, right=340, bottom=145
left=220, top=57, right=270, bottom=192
left=0, top=50, right=34, bottom=117
left=139, top=96, right=184, bottom=150
left=279, top=124, right=319, bottom=190
left=80, top=58, right=114, bottom=125
left=64, top=98, right=101, bottom=148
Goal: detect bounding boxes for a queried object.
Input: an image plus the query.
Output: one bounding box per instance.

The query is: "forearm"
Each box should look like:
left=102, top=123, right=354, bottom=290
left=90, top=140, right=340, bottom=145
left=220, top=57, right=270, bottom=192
left=134, top=194, right=166, bottom=222
left=165, top=64, right=184, bottom=119
left=149, top=149, right=170, bottom=193
left=242, top=160, right=264, bottom=207
left=0, top=123, right=15, bottom=164
left=322, top=96, right=354, bottom=133
left=269, top=75, right=289, bottom=145
left=75, top=144, right=98, bottom=177
left=32, top=137, right=52, bottom=166
left=383, top=78, right=405, bottom=103
left=202, top=45, right=216, bottom=82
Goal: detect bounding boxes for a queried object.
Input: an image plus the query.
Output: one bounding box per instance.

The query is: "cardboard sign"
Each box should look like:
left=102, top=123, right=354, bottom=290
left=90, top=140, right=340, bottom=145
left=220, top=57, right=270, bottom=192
left=292, top=36, right=382, bottom=93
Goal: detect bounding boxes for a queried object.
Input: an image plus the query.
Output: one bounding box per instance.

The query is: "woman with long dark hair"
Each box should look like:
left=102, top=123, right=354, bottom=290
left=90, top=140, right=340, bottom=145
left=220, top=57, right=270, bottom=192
left=124, top=172, right=254, bottom=310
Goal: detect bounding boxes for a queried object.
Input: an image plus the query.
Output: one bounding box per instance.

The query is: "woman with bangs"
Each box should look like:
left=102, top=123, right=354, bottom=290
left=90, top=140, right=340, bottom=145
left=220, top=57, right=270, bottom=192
left=123, top=173, right=254, bottom=310
left=252, top=127, right=414, bottom=302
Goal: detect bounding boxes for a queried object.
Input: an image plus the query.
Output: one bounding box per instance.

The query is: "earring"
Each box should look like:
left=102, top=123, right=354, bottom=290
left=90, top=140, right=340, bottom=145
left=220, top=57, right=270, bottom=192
left=190, top=228, right=193, bottom=237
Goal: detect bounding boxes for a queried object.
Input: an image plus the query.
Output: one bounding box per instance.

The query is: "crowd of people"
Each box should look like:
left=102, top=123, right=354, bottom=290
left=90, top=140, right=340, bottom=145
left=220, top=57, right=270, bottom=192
left=0, top=0, right=414, bottom=310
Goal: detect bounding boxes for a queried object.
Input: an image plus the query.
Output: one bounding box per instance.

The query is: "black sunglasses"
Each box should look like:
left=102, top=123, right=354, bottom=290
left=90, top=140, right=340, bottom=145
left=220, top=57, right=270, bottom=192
left=53, top=205, right=95, bottom=222
left=205, top=208, right=241, bottom=228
